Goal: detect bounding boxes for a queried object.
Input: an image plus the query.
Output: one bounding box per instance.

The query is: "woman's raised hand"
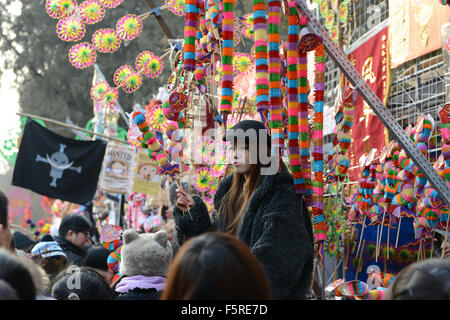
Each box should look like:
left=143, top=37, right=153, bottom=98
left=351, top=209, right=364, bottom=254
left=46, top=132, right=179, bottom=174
left=175, top=187, right=194, bottom=212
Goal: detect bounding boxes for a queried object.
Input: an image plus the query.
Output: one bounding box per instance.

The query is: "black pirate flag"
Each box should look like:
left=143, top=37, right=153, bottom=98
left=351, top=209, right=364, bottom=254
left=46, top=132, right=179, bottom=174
left=12, top=119, right=106, bottom=205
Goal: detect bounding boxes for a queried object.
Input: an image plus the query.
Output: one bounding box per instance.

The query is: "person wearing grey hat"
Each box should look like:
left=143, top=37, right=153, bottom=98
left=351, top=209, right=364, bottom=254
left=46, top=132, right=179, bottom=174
left=174, top=120, right=314, bottom=300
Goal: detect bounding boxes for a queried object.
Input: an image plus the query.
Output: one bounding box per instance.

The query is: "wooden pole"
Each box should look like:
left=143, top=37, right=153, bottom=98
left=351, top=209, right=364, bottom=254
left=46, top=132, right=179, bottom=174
left=355, top=240, right=365, bottom=281
left=355, top=215, right=366, bottom=258
left=395, top=217, right=402, bottom=248
left=17, top=112, right=128, bottom=144
left=144, top=0, right=175, bottom=40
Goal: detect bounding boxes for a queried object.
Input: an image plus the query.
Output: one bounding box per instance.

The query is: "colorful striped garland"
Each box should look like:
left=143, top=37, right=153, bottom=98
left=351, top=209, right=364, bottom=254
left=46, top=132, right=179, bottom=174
left=253, top=0, right=270, bottom=113
left=286, top=1, right=303, bottom=194
left=183, top=0, right=198, bottom=71
left=219, top=0, right=236, bottom=118
left=311, top=43, right=326, bottom=242
left=268, top=0, right=283, bottom=154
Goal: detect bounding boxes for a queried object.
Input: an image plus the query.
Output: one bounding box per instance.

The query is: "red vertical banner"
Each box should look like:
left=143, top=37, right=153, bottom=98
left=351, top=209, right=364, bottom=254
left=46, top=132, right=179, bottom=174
left=345, top=27, right=390, bottom=181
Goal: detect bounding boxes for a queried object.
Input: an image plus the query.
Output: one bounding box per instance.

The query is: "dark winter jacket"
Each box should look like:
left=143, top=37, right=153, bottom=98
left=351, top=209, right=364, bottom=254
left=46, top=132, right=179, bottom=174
left=173, top=162, right=314, bottom=300
left=54, top=236, right=86, bottom=266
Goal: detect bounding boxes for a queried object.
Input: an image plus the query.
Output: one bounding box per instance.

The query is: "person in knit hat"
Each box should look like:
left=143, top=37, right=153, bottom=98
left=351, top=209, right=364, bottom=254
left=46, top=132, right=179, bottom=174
left=31, top=234, right=69, bottom=291
left=12, top=232, right=36, bottom=254
left=113, top=229, right=172, bottom=300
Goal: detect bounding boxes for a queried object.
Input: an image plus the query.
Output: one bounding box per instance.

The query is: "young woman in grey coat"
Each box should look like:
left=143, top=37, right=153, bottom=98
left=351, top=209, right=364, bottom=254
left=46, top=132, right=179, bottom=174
left=174, top=120, right=314, bottom=300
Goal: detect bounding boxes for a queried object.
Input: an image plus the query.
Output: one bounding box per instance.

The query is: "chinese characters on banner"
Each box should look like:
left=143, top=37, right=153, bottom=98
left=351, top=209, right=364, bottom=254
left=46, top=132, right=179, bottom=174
left=132, top=151, right=161, bottom=196
left=98, top=143, right=136, bottom=194
left=344, top=27, right=390, bottom=181
left=389, top=0, right=450, bottom=68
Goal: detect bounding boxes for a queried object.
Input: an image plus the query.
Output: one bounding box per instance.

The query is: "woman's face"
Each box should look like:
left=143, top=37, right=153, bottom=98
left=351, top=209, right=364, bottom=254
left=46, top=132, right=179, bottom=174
left=231, top=143, right=251, bottom=174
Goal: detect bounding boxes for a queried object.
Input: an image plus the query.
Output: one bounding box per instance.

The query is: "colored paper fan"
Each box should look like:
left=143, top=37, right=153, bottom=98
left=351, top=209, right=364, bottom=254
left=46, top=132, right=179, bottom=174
left=102, top=86, right=119, bottom=107
left=194, top=168, right=213, bottom=193
left=234, top=24, right=241, bottom=46
left=242, top=13, right=254, bottom=39
left=79, top=0, right=106, bottom=25
left=90, top=81, right=110, bottom=102
left=68, top=42, right=97, bottom=69
left=122, top=72, right=142, bottom=93
left=92, top=28, right=121, bottom=53
left=146, top=105, right=168, bottom=131
left=116, top=14, right=143, bottom=41
left=233, top=52, right=254, bottom=75
left=339, top=2, right=349, bottom=24
left=340, top=280, right=370, bottom=298
left=325, top=10, right=335, bottom=30
left=113, top=65, right=134, bottom=87
left=46, top=0, right=77, bottom=19
left=135, top=51, right=164, bottom=78
left=56, top=16, right=86, bottom=42
left=165, top=0, right=185, bottom=16
left=98, top=0, right=123, bottom=8
left=319, top=0, right=329, bottom=17
left=242, top=13, right=253, bottom=28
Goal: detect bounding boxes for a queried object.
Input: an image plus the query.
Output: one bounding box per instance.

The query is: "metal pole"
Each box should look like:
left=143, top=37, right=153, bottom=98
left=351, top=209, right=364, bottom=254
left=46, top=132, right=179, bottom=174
left=296, top=0, right=450, bottom=206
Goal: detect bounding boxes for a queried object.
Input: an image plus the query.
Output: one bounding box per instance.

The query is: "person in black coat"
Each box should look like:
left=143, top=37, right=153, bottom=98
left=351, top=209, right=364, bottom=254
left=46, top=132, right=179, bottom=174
left=174, top=120, right=314, bottom=300
left=54, top=214, right=91, bottom=266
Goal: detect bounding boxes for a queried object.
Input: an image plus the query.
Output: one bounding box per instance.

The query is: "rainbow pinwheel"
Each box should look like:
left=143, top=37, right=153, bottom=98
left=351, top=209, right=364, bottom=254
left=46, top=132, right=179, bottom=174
left=339, top=2, right=349, bottom=23
left=165, top=0, right=185, bottom=16
left=46, top=0, right=77, bottom=19
left=79, top=0, right=106, bottom=25
left=122, top=72, right=142, bottom=93
left=146, top=105, right=168, bottom=131
left=68, top=42, right=97, bottom=69
left=92, top=28, right=121, bottom=53
left=319, top=0, right=328, bottom=17
left=194, top=168, right=213, bottom=193
left=195, top=136, right=215, bottom=166
left=113, top=65, right=134, bottom=87
left=233, top=52, right=254, bottom=75
left=116, top=14, right=143, bottom=41
left=56, top=16, right=86, bottom=42
left=98, top=0, right=123, bottom=8
left=325, top=10, right=335, bottom=30
left=102, top=86, right=119, bottom=107
left=135, top=51, right=164, bottom=78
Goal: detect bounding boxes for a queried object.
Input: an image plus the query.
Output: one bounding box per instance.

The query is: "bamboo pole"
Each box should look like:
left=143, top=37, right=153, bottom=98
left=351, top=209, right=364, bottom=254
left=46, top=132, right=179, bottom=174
left=395, top=216, right=402, bottom=248
left=17, top=112, right=128, bottom=144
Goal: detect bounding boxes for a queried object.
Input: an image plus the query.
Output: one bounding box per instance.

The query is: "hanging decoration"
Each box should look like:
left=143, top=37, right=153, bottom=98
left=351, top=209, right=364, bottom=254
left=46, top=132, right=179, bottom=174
left=92, top=28, right=122, bottom=53
left=68, top=42, right=97, bottom=69
left=45, top=0, right=77, bottom=20
left=166, top=0, right=186, bottom=16
left=56, top=15, right=86, bottom=42
left=232, top=52, right=254, bottom=75
left=116, top=14, right=143, bottom=41
left=113, top=65, right=134, bottom=87
left=79, top=0, right=106, bottom=25
left=135, top=51, right=164, bottom=78
left=99, top=0, right=124, bottom=9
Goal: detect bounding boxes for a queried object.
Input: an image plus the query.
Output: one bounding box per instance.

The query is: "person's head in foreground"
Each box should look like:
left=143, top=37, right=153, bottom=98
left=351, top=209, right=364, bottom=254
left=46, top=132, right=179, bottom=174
left=0, top=191, right=12, bottom=251
left=161, top=232, right=272, bottom=300
left=384, top=258, right=450, bottom=300
left=51, top=266, right=113, bottom=300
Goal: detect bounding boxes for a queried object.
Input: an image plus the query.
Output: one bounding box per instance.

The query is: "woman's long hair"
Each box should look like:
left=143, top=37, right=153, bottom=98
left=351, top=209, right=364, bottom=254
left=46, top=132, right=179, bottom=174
left=160, top=232, right=271, bottom=300
left=218, top=138, right=268, bottom=235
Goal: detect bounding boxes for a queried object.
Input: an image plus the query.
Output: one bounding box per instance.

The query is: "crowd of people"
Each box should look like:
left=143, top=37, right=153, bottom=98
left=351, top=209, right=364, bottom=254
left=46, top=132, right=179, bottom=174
left=0, top=120, right=449, bottom=300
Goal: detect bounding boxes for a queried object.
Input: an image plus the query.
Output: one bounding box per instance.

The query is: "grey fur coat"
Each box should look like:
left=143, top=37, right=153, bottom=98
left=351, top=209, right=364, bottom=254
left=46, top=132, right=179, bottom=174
left=173, top=162, right=314, bottom=300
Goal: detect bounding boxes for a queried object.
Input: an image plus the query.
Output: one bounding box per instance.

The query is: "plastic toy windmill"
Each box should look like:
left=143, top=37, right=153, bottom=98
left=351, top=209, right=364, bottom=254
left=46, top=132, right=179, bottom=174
left=113, top=65, right=134, bottom=87
left=165, top=0, right=186, bottom=16
left=116, top=14, right=143, bottom=41
left=90, top=81, right=118, bottom=108
left=92, top=28, right=121, bottom=53
left=56, top=15, right=86, bottom=42
left=232, top=52, right=254, bottom=76
left=194, top=167, right=213, bottom=193
left=146, top=103, right=168, bottom=132
left=135, top=51, right=164, bottom=79
left=98, top=0, right=123, bottom=9
left=79, top=0, right=106, bottom=25
left=68, top=42, right=97, bottom=69
left=45, top=0, right=77, bottom=20
left=113, top=64, right=143, bottom=94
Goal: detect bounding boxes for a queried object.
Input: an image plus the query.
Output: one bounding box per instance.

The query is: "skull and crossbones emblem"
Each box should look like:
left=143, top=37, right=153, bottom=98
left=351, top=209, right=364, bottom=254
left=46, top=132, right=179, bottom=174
left=35, top=144, right=82, bottom=187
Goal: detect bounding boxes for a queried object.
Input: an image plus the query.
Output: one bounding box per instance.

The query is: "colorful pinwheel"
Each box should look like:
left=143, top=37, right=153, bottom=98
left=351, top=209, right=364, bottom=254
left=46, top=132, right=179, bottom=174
left=56, top=16, right=86, bottom=42
left=325, top=10, right=335, bottom=30
left=165, top=0, right=185, bottom=16
left=233, top=52, right=254, bottom=75
left=102, top=86, right=119, bottom=107
left=116, top=14, right=143, bottom=41
left=92, top=28, right=121, bottom=53
left=122, top=72, right=142, bottom=93
left=339, top=2, right=349, bottom=24
left=319, top=0, right=328, bottom=18
left=46, top=0, right=77, bottom=19
left=90, top=81, right=110, bottom=102
left=203, top=197, right=214, bottom=212
left=135, top=51, right=164, bottom=78
left=241, top=13, right=254, bottom=39
left=146, top=105, right=168, bottom=131
left=98, top=0, right=123, bottom=8
left=194, top=168, right=213, bottom=193
left=195, top=136, right=215, bottom=166
left=79, top=0, right=106, bottom=25
left=113, top=65, right=134, bottom=87
left=68, top=42, right=97, bottom=69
